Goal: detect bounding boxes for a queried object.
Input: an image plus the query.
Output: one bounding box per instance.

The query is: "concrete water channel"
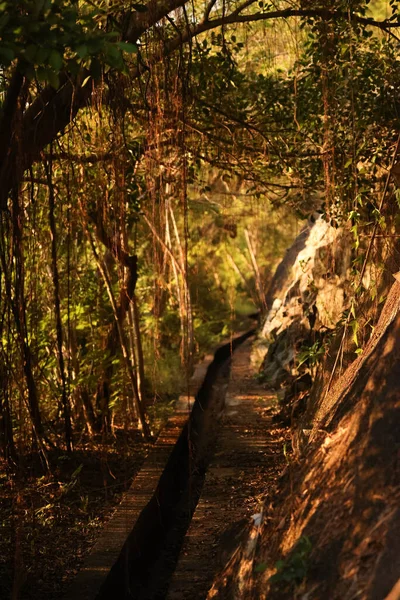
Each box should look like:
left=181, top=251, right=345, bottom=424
left=64, top=330, right=257, bottom=600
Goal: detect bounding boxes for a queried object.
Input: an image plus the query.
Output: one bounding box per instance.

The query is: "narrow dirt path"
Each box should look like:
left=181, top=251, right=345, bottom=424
left=166, top=336, right=289, bottom=600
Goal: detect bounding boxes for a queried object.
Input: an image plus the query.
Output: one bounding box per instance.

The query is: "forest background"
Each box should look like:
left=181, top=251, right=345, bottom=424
left=0, top=0, right=400, bottom=597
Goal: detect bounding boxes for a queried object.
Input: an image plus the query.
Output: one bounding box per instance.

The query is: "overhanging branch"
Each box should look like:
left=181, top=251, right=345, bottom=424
left=1, top=0, right=397, bottom=210
left=164, top=7, right=400, bottom=54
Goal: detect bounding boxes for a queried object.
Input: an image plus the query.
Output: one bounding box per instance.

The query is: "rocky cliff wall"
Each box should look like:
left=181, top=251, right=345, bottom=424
left=207, top=213, right=400, bottom=600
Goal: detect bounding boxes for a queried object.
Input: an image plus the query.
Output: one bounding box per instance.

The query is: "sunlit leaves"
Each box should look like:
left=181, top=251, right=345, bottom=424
left=0, top=0, right=137, bottom=88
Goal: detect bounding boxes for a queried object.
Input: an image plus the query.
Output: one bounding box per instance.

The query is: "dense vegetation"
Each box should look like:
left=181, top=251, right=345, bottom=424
left=1, top=0, right=400, bottom=596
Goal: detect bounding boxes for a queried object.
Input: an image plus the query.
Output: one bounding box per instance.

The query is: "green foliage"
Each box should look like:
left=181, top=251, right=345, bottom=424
left=253, top=561, right=268, bottom=573
left=1, top=0, right=399, bottom=456
left=270, top=535, right=312, bottom=586
left=297, top=341, right=324, bottom=369
left=0, top=0, right=137, bottom=88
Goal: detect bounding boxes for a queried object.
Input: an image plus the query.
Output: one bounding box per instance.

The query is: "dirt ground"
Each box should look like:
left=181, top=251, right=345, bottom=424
left=0, top=431, right=148, bottom=600
left=167, top=336, right=291, bottom=600
left=208, top=305, right=400, bottom=600
left=0, top=334, right=297, bottom=600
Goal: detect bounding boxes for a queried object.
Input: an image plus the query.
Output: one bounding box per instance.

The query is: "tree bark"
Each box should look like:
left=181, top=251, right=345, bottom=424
left=132, top=294, right=147, bottom=404
left=87, top=232, right=151, bottom=440
left=45, top=156, right=73, bottom=452
left=0, top=363, right=17, bottom=464
left=9, top=190, right=45, bottom=444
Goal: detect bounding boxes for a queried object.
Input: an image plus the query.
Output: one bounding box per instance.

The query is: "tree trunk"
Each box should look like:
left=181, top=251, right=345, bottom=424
left=80, top=209, right=151, bottom=440
left=80, top=386, right=97, bottom=436
left=46, top=156, right=73, bottom=452
left=8, top=190, right=45, bottom=444
left=0, top=364, right=17, bottom=464
left=168, top=205, right=194, bottom=367
left=244, top=228, right=267, bottom=313
left=132, top=294, right=147, bottom=404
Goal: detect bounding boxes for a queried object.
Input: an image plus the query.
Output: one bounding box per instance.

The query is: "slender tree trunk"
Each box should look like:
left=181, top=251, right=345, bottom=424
left=82, top=194, right=150, bottom=434
left=0, top=82, right=46, bottom=449
left=0, top=67, right=24, bottom=166
left=226, top=251, right=259, bottom=307
left=45, top=157, right=73, bottom=452
left=165, top=204, right=185, bottom=346
left=126, top=304, right=139, bottom=420
left=244, top=228, right=267, bottom=313
left=80, top=212, right=151, bottom=440
left=168, top=205, right=194, bottom=366
left=132, top=294, right=147, bottom=404
left=0, top=363, right=17, bottom=464
left=68, top=321, right=97, bottom=435
left=80, top=386, right=96, bottom=436
left=9, top=190, right=45, bottom=445
left=94, top=250, right=151, bottom=440
left=0, top=266, right=17, bottom=464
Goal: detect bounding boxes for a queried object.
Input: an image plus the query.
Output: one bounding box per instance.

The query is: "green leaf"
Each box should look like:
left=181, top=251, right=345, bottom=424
left=49, top=49, right=63, bottom=72
left=47, top=69, right=59, bottom=89
left=36, top=46, right=49, bottom=66
left=24, top=44, right=37, bottom=63
left=118, top=42, right=138, bottom=54
left=76, top=44, right=88, bottom=59
left=36, top=66, right=59, bottom=89
left=0, top=12, right=10, bottom=31
left=24, top=64, right=36, bottom=80
left=0, top=45, right=15, bottom=64
left=104, top=44, right=124, bottom=69
left=36, top=66, right=47, bottom=81
left=71, top=464, right=83, bottom=479
left=86, top=37, right=105, bottom=54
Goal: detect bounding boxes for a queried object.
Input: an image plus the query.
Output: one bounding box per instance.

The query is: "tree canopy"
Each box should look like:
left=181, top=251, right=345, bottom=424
left=0, top=0, right=398, bottom=452
left=2, top=0, right=400, bottom=597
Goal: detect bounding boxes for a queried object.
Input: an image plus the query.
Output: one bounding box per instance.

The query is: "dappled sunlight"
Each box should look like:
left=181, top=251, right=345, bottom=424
left=1, top=1, right=400, bottom=598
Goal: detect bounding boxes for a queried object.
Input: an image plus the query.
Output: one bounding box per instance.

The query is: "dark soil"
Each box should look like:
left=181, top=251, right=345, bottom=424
left=0, top=430, right=148, bottom=600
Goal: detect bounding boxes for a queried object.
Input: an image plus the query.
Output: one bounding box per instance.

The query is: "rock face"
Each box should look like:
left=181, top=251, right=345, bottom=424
left=258, top=215, right=351, bottom=390
left=208, top=218, right=400, bottom=600
left=249, top=285, right=400, bottom=600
